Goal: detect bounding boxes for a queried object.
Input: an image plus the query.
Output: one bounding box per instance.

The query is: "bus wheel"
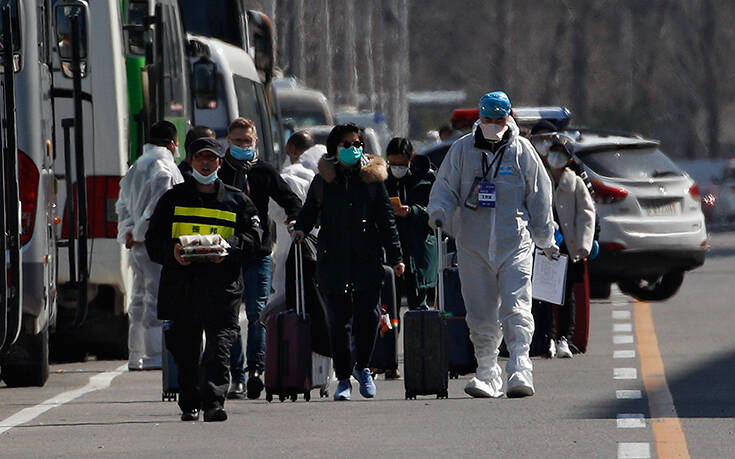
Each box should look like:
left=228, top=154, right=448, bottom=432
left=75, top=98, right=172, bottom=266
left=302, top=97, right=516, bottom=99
left=1, top=328, right=50, bottom=387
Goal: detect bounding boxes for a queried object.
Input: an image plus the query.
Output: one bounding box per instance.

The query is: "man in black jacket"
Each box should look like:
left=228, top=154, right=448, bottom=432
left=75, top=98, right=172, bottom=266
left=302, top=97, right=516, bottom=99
left=146, top=138, right=262, bottom=422
left=219, top=117, right=302, bottom=399
left=179, top=125, right=216, bottom=179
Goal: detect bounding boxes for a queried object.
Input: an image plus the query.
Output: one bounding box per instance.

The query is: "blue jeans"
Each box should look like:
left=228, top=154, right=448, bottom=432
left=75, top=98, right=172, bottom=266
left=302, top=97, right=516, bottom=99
left=230, top=255, right=272, bottom=384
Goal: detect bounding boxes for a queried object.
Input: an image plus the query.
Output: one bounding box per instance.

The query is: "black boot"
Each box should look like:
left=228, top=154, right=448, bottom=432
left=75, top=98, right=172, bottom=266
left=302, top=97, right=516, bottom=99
left=246, top=369, right=264, bottom=400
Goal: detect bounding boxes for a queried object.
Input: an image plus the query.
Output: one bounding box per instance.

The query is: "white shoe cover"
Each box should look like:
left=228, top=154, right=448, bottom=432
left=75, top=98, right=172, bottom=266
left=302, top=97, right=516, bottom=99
left=506, top=371, right=535, bottom=398
left=464, top=377, right=503, bottom=398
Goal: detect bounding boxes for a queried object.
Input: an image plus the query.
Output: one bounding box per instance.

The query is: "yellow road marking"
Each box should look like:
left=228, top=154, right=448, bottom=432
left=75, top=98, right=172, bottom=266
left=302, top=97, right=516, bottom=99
left=634, top=301, right=690, bottom=459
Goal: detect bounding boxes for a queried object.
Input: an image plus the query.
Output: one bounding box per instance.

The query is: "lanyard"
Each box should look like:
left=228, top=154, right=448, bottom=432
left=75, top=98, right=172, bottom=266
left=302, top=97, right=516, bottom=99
left=481, top=145, right=506, bottom=180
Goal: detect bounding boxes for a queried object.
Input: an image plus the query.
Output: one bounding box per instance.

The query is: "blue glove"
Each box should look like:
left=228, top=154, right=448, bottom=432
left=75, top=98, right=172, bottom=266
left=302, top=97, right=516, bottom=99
left=554, top=229, right=564, bottom=246
left=589, top=240, right=599, bottom=260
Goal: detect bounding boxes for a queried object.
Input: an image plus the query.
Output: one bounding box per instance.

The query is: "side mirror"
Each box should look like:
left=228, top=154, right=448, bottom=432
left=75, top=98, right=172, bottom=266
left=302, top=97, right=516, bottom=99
left=124, top=0, right=149, bottom=56
left=246, top=10, right=274, bottom=84
left=0, top=0, right=22, bottom=73
left=192, top=57, right=218, bottom=109
left=55, top=1, right=89, bottom=78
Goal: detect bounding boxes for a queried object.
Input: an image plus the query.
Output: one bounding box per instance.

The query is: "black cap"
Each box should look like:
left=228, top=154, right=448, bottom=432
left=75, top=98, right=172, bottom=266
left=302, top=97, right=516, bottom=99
left=190, top=137, right=223, bottom=158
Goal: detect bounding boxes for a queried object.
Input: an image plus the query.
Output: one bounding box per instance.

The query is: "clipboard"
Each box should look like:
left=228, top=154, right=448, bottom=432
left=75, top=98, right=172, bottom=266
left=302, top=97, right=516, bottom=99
left=531, top=249, right=568, bottom=305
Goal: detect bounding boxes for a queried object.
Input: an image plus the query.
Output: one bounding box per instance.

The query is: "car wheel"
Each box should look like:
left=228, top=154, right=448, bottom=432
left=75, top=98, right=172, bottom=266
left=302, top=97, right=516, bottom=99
left=589, top=281, right=611, bottom=299
left=617, top=271, right=685, bottom=302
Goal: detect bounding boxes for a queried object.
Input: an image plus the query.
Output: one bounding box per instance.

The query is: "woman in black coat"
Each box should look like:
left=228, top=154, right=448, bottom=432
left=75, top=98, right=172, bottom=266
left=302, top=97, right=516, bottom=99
left=293, top=123, right=404, bottom=401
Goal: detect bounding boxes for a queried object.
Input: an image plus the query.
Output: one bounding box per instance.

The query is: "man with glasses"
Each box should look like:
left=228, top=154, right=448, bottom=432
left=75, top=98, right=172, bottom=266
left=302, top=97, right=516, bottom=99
left=219, top=118, right=302, bottom=400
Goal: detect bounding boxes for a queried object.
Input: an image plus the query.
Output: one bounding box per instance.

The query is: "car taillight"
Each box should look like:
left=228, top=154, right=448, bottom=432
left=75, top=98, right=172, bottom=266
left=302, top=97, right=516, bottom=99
left=62, top=176, right=121, bottom=239
left=688, top=183, right=700, bottom=199
left=590, top=179, right=628, bottom=204
left=603, top=242, right=626, bottom=251
left=18, top=150, right=40, bottom=246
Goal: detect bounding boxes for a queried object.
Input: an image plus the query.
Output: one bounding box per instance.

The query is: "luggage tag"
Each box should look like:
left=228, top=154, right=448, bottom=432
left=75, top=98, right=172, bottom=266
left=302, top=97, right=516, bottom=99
left=477, top=181, right=496, bottom=208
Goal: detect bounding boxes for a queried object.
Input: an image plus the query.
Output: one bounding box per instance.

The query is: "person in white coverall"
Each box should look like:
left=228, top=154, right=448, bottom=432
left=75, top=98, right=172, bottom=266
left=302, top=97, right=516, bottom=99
left=428, top=91, right=558, bottom=398
left=116, top=120, right=184, bottom=370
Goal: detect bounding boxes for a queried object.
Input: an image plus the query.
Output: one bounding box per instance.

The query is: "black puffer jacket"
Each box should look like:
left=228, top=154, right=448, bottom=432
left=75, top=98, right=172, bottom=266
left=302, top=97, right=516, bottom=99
left=146, top=178, right=262, bottom=321
left=219, top=155, right=302, bottom=257
left=295, top=155, right=402, bottom=295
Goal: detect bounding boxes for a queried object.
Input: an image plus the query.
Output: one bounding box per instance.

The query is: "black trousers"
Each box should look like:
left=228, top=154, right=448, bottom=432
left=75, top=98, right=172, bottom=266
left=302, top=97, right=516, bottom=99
left=324, top=289, right=381, bottom=381
left=164, top=313, right=237, bottom=413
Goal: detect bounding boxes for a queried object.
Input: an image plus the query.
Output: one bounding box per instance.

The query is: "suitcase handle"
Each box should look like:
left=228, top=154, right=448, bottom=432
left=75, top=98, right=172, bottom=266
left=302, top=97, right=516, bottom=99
left=294, top=241, right=306, bottom=320
left=436, top=228, right=446, bottom=313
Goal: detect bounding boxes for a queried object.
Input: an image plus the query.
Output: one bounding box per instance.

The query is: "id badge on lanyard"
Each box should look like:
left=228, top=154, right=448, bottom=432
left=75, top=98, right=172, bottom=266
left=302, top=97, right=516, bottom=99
left=478, top=182, right=496, bottom=208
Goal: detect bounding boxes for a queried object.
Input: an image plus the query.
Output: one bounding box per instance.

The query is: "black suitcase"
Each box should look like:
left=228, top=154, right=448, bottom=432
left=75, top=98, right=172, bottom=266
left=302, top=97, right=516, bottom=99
left=162, top=321, right=178, bottom=401
left=369, top=266, right=399, bottom=375
left=403, top=229, right=449, bottom=400
left=443, top=267, right=477, bottom=378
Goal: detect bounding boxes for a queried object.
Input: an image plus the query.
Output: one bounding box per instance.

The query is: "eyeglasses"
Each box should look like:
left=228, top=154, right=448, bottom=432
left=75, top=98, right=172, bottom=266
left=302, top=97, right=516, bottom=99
left=341, top=140, right=364, bottom=149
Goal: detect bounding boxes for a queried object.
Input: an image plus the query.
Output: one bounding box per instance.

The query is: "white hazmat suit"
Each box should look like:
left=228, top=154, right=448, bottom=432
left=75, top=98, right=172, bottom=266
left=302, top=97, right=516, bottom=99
left=428, top=118, right=555, bottom=396
left=116, top=144, right=184, bottom=370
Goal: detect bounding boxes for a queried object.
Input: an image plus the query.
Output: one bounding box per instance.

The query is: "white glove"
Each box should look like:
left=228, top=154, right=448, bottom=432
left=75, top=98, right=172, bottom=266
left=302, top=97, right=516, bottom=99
left=542, top=244, right=560, bottom=261
left=429, top=209, right=446, bottom=230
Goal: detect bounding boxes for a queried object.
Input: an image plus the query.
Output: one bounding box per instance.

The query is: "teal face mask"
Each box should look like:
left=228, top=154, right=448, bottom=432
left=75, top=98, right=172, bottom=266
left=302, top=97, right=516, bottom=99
left=337, top=146, right=363, bottom=166
left=231, top=145, right=255, bottom=161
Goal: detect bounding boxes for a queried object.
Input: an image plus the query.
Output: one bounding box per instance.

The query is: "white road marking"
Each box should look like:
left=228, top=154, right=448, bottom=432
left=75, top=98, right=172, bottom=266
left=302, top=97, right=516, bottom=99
left=614, top=323, right=633, bottom=333
left=617, top=414, right=646, bottom=429
left=614, top=368, right=638, bottom=380
left=612, top=310, right=631, bottom=320
left=613, top=335, right=635, bottom=345
left=0, top=364, right=127, bottom=436
left=617, top=442, right=651, bottom=458
left=614, top=350, right=636, bottom=359
left=612, top=301, right=630, bottom=307
left=616, top=390, right=643, bottom=399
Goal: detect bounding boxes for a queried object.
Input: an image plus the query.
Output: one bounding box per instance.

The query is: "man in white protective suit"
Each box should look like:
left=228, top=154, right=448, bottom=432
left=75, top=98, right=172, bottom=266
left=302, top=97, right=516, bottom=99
left=116, top=120, right=184, bottom=370
left=427, top=91, right=558, bottom=398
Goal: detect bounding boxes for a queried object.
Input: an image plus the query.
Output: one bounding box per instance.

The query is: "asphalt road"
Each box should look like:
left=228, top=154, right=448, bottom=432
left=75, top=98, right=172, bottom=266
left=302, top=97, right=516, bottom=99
left=1, top=233, right=734, bottom=458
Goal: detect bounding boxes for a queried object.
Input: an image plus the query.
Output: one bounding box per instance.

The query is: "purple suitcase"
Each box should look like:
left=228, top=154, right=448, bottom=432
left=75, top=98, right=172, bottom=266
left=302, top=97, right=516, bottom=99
left=265, top=243, right=314, bottom=402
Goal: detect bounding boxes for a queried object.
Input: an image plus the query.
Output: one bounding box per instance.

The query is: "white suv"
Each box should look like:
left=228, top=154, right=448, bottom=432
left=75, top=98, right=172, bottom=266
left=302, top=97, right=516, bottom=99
left=569, top=131, right=707, bottom=301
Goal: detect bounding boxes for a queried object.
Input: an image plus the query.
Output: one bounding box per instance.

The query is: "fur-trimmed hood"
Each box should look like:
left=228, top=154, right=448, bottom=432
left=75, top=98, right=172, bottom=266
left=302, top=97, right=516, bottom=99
left=317, top=154, right=388, bottom=184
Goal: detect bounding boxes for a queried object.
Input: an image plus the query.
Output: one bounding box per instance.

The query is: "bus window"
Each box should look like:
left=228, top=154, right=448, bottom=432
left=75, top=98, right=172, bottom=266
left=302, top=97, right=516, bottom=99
left=0, top=0, right=21, bottom=72
left=161, top=4, right=188, bottom=117
left=232, top=75, right=274, bottom=165
left=177, top=0, right=243, bottom=49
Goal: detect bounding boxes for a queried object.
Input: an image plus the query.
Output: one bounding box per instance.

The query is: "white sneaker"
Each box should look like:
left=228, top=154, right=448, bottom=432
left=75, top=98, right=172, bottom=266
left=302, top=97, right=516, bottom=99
left=506, top=371, right=535, bottom=398
left=556, top=337, right=573, bottom=359
left=464, top=377, right=503, bottom=398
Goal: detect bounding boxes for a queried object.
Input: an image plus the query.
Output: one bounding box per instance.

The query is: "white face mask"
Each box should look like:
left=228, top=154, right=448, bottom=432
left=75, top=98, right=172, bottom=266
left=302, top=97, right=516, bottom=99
left=547, top=150, right=570, bottom=169
left=533, top=139, right=552, bottom=157
left=390, top=165, right=409, bottom=179
left=192, top=168, right=218, bottom=185
left=174, top=145, right=181, bottom=159
left=479, top=122, right=508, bottom=142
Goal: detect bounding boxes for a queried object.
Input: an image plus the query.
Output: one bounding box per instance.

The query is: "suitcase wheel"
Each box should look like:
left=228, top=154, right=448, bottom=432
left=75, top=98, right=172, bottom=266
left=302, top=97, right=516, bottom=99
left=290, top=393, right=298, bottom=402
left=437, top=390, right=449, bottom=399
left=279, top=394, right=286, bottom=402
left=384, top=369, right=399, bottom=380
left=265, top=390, right=273, bottom=403
left=449, top=371, right=458, bottom=380
left=320, top=386, right=329, bottom=398
left=405, top=390, right=415, bottom=400
left=162, top=391, right=177, bottom=402
left=304, top=391, right=311, bottom=402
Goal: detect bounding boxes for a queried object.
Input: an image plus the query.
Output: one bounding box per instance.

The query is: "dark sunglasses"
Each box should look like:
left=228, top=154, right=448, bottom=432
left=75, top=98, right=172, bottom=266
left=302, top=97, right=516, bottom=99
left=341, top=140, right=364, bottom=149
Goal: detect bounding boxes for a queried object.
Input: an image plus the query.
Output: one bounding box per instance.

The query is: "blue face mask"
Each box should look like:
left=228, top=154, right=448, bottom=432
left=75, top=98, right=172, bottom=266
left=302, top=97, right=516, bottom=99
left=337, top=146, right=363, bottom=166
left=231, top=145, right=256, bottom=161
left=192, top=168, right=218, bottom=185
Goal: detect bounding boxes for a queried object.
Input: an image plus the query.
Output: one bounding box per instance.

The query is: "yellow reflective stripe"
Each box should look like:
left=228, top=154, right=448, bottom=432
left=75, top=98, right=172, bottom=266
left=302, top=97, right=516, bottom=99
left=174, top=206, right=237, bottom=223
left=171, top=222, right=235, bottom=239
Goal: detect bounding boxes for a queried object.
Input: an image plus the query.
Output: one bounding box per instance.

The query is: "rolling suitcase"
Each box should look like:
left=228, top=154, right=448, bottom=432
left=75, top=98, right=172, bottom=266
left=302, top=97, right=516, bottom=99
left=571, top=259, right=590, bottom=353
left=403, top=228, right=449, bottom=400
left=161, top=321, right=178, bottom=401
left=369, top=266, right=399, bottom=377
left=265, top=243, right=314, bottom=402
left=443, top=266, right=477, bottom=378
left=311, top=351, right=332, bottom=398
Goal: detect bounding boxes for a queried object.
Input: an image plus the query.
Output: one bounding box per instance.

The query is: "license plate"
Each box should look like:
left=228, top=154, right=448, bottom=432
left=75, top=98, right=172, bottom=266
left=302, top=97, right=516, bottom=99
left=646, top=202, right=679, bottom=216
